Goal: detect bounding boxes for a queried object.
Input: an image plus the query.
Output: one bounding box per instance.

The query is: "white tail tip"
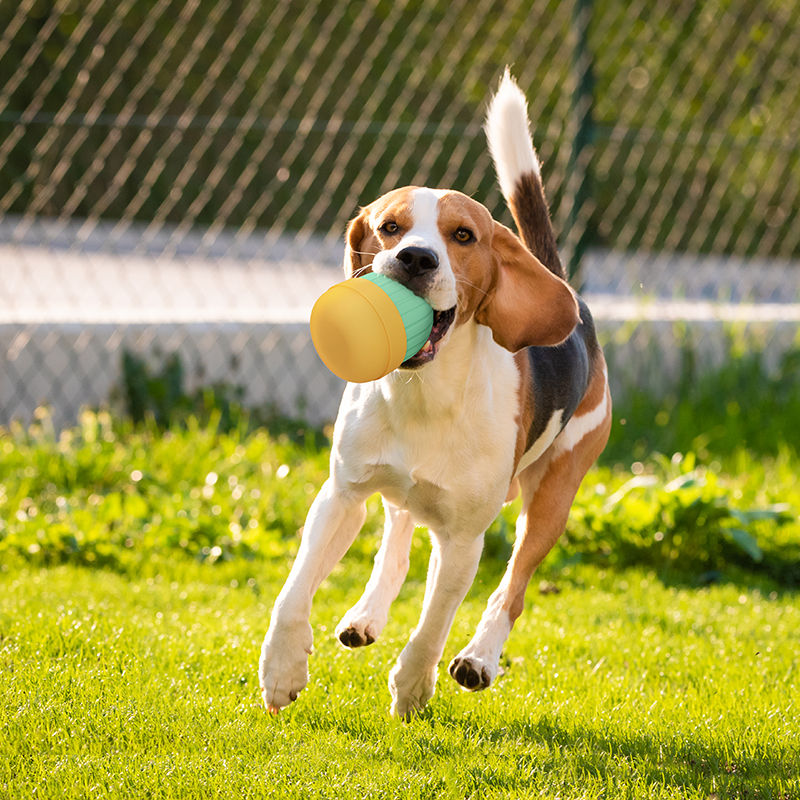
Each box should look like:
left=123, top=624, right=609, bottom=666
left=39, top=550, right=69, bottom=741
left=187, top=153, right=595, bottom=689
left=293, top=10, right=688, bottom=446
left=484, top=68, right=540, bottom=201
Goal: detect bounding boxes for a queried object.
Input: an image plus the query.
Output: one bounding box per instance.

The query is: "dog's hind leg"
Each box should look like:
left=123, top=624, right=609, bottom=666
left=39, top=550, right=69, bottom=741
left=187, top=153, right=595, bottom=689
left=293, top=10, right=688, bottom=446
left=259, top=478, right=367, bottom=712
left=448, top=382, right=611, bottom=693
left=447, top=451, right=576, bottom=692
left=336, top=499, right=414, bottom=648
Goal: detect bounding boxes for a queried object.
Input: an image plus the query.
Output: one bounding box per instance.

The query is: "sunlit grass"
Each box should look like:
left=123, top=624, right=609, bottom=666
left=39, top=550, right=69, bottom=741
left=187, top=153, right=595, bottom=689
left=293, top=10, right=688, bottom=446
left=2, top=386, right=799, bottom=798
left=2, top=562, right=797, bottom=799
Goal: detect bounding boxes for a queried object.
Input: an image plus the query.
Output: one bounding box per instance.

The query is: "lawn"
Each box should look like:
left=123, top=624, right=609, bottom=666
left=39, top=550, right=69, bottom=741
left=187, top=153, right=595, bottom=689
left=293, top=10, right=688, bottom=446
left=2, top=561, right=797, bottom=799
left=1, top=395, right=799, bottom=799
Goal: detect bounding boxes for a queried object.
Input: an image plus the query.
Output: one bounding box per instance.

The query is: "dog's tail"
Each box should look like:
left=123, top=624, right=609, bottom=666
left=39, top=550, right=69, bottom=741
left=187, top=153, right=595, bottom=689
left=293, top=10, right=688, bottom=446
left=485, top=69, right=565, bottom=280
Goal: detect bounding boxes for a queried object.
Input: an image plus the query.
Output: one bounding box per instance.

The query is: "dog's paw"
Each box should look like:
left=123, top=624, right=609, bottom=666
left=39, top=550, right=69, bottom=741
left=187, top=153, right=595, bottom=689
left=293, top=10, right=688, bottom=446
left=337, top=625, right=375, bottom=648
left=334, top=605, right=385, bottom=649
left=258, top=623, right=313, bottom=713
left=448, top=655, right=494, bottom=691
left=388, top=659, right=437, bottom=719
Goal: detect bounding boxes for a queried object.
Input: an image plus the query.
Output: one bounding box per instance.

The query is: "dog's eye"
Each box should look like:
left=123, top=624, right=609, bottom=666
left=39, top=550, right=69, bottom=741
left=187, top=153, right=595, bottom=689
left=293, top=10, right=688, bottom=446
left=380, top=221, right=399, bottom=235
left=454, top=227, right=474, bottom=243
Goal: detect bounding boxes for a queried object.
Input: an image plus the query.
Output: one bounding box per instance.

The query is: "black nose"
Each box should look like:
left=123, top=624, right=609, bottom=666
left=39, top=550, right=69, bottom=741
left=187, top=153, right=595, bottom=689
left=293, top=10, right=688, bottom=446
left=396, top=246, right=438, bottom=278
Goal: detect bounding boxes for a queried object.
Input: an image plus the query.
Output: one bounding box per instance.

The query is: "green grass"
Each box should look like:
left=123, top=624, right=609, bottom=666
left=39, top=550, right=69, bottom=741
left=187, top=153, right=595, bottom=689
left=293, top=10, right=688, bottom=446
left=2, top=377, right=799, bottom=798
left=2, top=561, right=797, bottom=799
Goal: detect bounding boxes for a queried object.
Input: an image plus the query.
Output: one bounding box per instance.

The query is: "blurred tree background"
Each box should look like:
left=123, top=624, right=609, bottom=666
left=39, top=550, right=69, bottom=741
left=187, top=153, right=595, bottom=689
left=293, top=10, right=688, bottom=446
left=2, top=0, right=798, bottom=261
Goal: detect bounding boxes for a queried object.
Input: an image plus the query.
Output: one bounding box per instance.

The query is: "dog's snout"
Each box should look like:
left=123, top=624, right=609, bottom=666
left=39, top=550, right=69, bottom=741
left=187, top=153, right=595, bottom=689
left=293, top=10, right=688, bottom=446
left=396, top=246, right=438, bottom=278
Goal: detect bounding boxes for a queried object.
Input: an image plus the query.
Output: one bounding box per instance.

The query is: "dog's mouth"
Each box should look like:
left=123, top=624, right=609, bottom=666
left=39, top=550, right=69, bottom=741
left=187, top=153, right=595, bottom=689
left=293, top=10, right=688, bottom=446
left=401, top=306, right=457, bottom=369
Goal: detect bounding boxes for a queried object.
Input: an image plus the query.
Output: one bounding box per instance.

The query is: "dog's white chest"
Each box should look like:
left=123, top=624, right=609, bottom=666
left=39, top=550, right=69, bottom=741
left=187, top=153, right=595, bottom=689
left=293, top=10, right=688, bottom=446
left=331, top=362, right=518, bottom=534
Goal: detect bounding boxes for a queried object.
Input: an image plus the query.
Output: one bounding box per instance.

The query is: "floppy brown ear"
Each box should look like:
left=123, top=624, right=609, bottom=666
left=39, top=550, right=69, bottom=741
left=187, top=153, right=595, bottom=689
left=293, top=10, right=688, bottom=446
left=343, top=210, right=375, bottom=278
left=475, top=222, right=580, bottom=351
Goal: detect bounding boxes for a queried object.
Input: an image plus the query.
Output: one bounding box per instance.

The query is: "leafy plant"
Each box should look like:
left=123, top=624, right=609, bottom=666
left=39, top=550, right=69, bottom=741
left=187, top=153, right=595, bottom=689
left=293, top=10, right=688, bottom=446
left=2, top=406, right=798, bottom=586
left=553, top=452, right=799, bottom=585
left=118, top=349, right=328, bottom=448
left=120, top=349, right=247, bottom=433
left=0, top=406, right=376, bottom=574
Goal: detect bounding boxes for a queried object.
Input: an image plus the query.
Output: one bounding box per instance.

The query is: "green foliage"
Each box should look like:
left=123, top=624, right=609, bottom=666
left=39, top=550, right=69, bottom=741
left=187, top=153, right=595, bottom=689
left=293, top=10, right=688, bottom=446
left=0, top=406, right=384, bottom=573
left=604, top=339, right=800, bottom=464
left=559, top=451, right=799, bottom=585
left=120, top=349, right=247, bottom=433
left=118, top=349, right=329, bottom=448
left=2, top=402, right=798, bottom=586
left=2, top=341, right=799, bottom=585
left=1, top=0, right=798, bottom=255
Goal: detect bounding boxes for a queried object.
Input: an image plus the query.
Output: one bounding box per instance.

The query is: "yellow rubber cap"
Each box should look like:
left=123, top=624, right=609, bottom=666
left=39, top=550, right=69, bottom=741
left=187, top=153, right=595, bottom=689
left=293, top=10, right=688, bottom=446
left=310, top=277, right=408, bottom=382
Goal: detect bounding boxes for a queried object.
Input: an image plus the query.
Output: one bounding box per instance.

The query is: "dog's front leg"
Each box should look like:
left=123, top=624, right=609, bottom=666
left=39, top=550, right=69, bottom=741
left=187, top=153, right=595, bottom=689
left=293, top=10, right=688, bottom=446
left=389, top=532, right=484, bottom=718
left=259, top=478, right=366, bottom=712
left=336, top=499, right=413, bottom=649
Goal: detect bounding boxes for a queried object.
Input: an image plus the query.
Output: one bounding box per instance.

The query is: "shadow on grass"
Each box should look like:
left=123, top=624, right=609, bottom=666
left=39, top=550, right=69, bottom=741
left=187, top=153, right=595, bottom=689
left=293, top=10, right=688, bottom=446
left=296, top=704, right=796, bottom=799
left=504, top=715, right=794, bottom=799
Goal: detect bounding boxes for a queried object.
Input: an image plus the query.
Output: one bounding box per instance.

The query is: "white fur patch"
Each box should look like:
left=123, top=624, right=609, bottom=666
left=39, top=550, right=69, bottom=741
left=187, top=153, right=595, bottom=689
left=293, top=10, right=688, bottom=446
left=484, top=69, right=540, bottom=202
left=371, top=187, right=457, bottom=311
left=335, top=503, right=414, bottom=646
left=514, top=410, right=564, bottom=477
left=555, top=366, right=610, bottom=455
left=406, top=188, right=448, bottom=254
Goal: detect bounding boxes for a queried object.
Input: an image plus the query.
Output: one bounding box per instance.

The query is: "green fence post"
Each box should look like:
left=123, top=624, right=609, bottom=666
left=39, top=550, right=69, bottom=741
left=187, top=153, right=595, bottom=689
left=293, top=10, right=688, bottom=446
left=567, top=0, right=596, bottom=283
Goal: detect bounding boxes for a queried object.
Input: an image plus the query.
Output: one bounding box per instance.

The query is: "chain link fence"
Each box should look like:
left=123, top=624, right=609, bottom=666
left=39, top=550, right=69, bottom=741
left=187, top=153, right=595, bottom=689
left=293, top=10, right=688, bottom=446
left=1, top=0, right=799, bottom=429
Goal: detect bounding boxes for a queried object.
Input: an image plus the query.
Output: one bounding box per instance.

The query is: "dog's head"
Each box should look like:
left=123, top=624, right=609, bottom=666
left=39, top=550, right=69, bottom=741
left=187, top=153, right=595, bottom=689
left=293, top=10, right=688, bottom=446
left=344, top=186, right=579, bottom=368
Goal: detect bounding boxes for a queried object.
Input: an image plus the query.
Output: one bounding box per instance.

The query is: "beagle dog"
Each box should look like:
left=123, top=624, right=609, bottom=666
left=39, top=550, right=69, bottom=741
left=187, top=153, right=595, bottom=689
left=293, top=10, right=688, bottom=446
left=259, top=70, right=611, bottom=717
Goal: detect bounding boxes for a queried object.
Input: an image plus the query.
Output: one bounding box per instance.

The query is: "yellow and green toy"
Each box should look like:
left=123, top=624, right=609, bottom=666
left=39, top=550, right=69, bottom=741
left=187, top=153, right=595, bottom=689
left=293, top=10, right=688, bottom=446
left=310, top=273, right=434, bottom=383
